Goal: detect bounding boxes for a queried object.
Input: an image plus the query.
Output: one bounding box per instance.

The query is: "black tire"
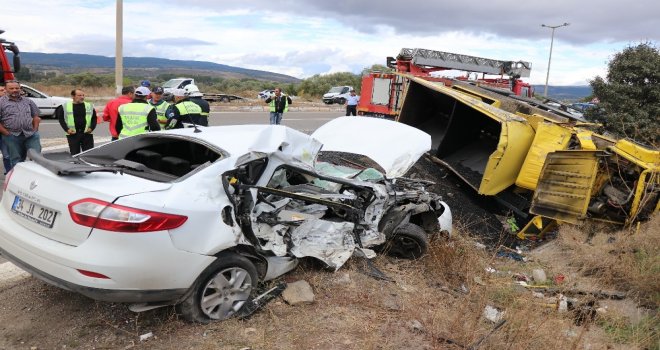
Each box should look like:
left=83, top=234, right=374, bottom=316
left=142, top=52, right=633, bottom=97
left=384, top=223, right=429, bottom=259
left=336, top=97, right=346, bottom=105
left=177, top=252, right=258, bottom=323
left=323, top=100, right=333, bottom=105
left=220, top=96, right=230, bottom=103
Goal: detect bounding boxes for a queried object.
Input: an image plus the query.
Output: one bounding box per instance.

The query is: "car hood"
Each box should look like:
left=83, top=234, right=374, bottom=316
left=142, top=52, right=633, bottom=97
left=312, top=117, right=432, bottom=178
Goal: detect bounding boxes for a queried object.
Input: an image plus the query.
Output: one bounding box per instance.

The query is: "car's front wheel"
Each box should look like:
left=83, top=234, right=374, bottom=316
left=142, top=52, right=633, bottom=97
left=383, top=223, right=429, bottom=259
left=177, top=252, right=258, bottom=323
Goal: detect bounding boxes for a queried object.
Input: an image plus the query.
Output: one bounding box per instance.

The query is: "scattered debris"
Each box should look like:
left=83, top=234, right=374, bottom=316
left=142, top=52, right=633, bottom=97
left=496, top=250, right=526, bottom=261
left=483, top=305, right=504, bottom=323
left=139, top=332, right=153, bottom=342
left=239, top=282, right=287, bottom=319
left=532, top=269, right=547, bottom=283
left=553, top=274, right=565, bottom=284
left=473, top=276, right=486, bottom=286
left=557, top=294, right=568, bottom=313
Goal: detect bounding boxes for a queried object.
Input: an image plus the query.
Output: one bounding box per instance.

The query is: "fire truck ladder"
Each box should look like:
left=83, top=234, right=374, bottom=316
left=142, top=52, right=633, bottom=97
left=398, top=48, right=531, bottom=78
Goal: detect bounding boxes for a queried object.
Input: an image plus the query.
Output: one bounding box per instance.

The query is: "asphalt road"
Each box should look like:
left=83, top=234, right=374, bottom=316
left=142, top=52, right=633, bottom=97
left=37, top=110, right=343, bottom=139
left=0, top=110, right=342, bottom=265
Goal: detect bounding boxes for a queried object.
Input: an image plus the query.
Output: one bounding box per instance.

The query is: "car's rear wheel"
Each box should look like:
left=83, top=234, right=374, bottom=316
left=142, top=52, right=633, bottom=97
left=336, top=97, right=346, bottom=105
left=384, top=223, right=429, bottom=259
left=177, top=252, right=258, bottom=323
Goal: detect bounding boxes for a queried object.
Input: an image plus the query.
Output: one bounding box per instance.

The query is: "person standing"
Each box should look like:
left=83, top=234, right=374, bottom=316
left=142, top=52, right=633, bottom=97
left=264, top=88, right=292, bottom=125
left=345, top=89, right=360, bottom=116
left=55, top=89, right=97, bottom=155
left=0, top=80, right=41, bottom=170
left=103, top=86, right=133, bottom=140
left=0, top=85, right=10, bottom=174
left=149, top=86, right=171, bottom=128
left=116, top=86, right=160, bottom=139
left=165, top=89, right=202, bottom=129
left=184, top=85, right=210, bottom=126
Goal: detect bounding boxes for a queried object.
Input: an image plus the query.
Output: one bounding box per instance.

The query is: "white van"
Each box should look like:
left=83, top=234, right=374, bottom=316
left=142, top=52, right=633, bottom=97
left=322, top=86, right=354, bottom=105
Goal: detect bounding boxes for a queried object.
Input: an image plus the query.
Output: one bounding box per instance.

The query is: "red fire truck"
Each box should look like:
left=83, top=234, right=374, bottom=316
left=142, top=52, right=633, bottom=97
left=0, top=29, right=21, bottom=84
left=357, top=48, right=533, bottom=119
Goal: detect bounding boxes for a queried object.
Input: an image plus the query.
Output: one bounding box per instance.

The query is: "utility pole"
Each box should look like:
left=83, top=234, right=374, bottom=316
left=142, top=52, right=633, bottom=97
left=541, top=22, right=569, bottom=97
left=115, top=0, right=123, bottom=95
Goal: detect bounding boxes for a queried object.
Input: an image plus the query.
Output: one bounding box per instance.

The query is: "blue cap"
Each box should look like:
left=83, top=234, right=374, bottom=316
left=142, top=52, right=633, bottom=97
left=140, top=80, right=151, bottom=87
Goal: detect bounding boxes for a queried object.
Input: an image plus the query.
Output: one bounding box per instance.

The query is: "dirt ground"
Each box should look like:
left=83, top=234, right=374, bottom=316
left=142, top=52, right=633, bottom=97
left=0, top=150, right=657, bottom=350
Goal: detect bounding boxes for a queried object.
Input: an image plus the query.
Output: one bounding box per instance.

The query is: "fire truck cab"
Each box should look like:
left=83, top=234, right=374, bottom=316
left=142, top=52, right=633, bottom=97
left=358, top=48, right=533, bottom=119
left=0, top=29, right=20, bottom=84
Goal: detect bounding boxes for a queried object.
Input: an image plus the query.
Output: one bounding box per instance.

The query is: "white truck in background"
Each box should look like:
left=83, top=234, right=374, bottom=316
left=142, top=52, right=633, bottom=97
left=322, top=85, right=354, bottom=105
left=161, top=77, right=244, bottom=103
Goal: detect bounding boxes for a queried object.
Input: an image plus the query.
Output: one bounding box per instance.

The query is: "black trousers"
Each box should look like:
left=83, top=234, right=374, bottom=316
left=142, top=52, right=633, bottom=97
left=67, top=133, right=94, bottom=155
left=346, top=105, right=357, bottom=116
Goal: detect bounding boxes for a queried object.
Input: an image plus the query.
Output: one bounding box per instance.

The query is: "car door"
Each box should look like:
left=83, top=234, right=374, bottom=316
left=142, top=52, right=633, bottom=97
left=21, top=85, right=49, bottom=116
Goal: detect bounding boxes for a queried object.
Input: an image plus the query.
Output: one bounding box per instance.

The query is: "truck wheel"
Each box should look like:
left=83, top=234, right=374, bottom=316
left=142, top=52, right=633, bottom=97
left=177, top=252, right=258, bottom=323
left=384, top=223, right=428, bottom=259
left=221, top=96, right=230, bottom=103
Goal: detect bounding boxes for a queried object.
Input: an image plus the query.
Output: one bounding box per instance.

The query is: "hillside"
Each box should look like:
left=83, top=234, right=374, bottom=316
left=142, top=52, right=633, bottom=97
left=20, top=52, right=300, bottom=83
left=532, top=84, right=592, bottom=101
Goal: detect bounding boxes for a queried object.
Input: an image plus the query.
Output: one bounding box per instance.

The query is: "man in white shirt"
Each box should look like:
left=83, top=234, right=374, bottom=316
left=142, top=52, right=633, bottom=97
left=345, top=89, right=360, bottom=116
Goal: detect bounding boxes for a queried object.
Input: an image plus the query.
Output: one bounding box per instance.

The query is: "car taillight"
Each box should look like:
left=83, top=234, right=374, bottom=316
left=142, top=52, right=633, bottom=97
left=3, top=169, right=13, bottom=192
left=68, top=198, right=187, bottom=232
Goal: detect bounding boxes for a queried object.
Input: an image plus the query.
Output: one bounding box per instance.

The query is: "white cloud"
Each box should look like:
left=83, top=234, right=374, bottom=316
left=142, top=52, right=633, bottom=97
left=1, top=0, right=655, bottom=85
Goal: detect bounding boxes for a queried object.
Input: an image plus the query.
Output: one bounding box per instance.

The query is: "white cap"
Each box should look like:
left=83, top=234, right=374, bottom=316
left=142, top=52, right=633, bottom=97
left=134, top=86, right=151, bottom=97
left=172, top=88, right=186, bottom=97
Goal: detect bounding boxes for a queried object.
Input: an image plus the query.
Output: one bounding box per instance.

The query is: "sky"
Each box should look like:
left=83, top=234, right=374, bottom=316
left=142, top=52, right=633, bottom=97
left=1, top=0, right=658, bottom=86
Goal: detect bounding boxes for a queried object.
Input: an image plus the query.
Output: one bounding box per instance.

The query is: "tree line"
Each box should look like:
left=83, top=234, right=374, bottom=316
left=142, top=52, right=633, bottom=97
left=14, top=43, right=658, bottom=146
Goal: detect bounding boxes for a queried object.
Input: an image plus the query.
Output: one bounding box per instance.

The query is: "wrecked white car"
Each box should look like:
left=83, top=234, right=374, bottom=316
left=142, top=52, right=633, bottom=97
left=0, top=117, right=451, bottom=323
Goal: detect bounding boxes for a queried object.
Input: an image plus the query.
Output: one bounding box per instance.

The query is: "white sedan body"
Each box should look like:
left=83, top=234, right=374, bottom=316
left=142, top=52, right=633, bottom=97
left=0, top=117, right=451, bottom=306
left=21, top=84, right=71, bottom=118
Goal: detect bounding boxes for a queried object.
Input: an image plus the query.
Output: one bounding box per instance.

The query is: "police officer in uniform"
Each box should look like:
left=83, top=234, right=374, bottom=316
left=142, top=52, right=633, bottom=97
left=116, top=86, right=160, bottom=138
left=56, top=88, right=97, bottom=155
left=184, top=84, right=210, bottom=126
left=149, top=86, right=171, bottom=128
left=165, top=89, right=203, bottom=129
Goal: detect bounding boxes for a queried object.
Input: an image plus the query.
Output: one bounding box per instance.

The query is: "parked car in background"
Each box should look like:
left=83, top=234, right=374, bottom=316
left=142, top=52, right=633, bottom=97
left=21, top=84, right=70, bottom=118
left=570, top=102, right=597, bottom=112
left=0, top=117, right=451, bottom=323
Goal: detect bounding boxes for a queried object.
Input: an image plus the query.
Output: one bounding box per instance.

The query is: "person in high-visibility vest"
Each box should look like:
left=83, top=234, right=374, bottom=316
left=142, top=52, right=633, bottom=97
left=116, top=86, right=161, bottom=139
left=165, top=88, right=203, bottom=129
left=264, top=87, right=292, bottom=125
left=55, top=88, right=97, bottom=155
left=149, top=86, right=172, bottom=127
left=184, top=84, right=210, bottom=126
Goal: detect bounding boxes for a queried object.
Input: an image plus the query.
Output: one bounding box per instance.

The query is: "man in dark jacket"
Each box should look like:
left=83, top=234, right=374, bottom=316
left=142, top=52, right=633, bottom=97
left=264, top=88, right=292, bottom=125
left=184, top=84, right=210, bottom=126
left=56, top=88, right=97, bottom=155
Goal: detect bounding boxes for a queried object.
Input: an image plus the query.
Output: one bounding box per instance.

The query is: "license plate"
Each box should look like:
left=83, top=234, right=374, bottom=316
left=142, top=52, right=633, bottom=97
left=11, top=195, right=58, bottom=228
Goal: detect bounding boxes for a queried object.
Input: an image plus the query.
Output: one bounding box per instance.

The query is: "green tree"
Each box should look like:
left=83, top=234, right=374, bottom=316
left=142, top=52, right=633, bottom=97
left=360, top=64, right=393, bottom=76
left=587, top=42, right=660, bottom=146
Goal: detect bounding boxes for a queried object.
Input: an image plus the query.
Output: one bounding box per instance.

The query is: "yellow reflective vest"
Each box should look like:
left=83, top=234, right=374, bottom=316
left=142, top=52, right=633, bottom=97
left=118, top=103, right=155, bottom=138
left=63, top=101, right=93, bottom=135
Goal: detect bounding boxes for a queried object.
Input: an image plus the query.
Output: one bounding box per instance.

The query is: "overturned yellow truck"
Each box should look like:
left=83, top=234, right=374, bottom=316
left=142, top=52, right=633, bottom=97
left=396, top=75, right=659, bottom=238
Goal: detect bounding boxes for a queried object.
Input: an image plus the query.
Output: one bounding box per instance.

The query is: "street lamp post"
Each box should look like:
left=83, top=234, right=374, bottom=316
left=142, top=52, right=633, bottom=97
left=541, top=22, right=569, bottom=97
